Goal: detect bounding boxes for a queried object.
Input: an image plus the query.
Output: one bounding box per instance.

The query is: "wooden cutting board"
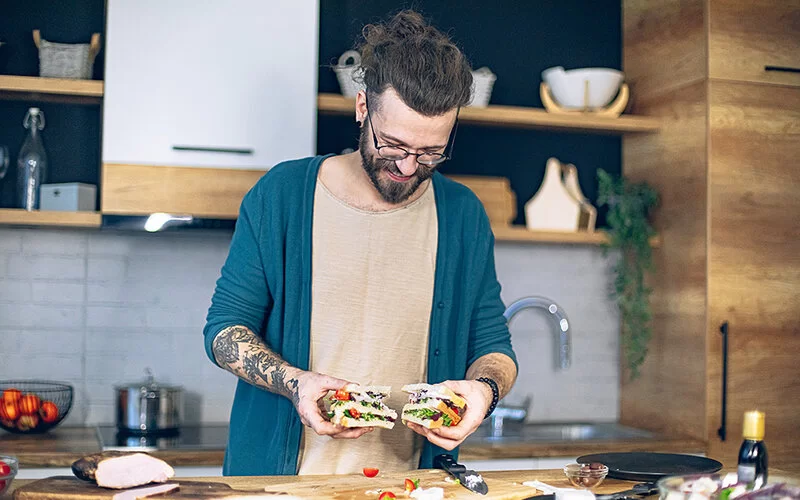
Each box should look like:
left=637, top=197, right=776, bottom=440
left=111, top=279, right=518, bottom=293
left=14, top=470, right=543, bottom=500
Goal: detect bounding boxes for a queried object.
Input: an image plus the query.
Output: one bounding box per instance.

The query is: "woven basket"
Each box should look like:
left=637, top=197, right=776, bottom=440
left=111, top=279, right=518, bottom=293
left=334, top=50, right=366, bottom=98
left=33, top=30, right=100, bottom=80
left=468, top=67, right=496, bottom=107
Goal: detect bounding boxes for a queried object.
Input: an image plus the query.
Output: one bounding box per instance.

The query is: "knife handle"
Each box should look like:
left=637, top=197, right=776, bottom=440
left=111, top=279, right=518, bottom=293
left=433, top=454, right=466, bottom=473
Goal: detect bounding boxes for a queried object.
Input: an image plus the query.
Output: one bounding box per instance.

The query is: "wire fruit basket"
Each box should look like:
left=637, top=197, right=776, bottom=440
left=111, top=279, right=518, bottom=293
left=0, top=380, right=73, bottom=434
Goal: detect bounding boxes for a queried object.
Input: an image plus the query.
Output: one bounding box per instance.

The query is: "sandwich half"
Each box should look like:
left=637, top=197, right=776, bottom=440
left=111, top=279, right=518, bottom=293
left=401, top=383, right=466, bottom=429
left=328, top=384, right=397, bottom=429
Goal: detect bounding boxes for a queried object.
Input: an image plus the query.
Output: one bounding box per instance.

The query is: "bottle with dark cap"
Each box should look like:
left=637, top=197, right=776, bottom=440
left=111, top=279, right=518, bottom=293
left=737, top=410, right=768, bottom=488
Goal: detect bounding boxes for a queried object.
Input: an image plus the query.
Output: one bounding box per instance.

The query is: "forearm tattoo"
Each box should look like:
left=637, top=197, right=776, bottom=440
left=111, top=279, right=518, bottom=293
left=212, top=326, right=300, bottom=403
left=466, top=352, right=518, bottom=399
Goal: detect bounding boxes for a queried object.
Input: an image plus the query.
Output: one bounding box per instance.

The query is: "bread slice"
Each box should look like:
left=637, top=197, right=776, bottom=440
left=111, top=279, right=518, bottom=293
left=401, top=383, right=467, bottom=409
left=332, top=414, right=396, bottom=429
left=342, top=383, right=392, bottom=395
left=401, top=412, right=443, bottom=429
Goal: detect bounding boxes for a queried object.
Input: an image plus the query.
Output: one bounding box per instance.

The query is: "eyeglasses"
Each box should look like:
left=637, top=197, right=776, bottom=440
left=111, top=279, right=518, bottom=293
left=365, top=94, right=459, bottom=167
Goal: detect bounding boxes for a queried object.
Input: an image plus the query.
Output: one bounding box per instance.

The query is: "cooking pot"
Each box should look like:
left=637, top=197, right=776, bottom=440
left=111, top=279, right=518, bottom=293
left=115, top=369, right=182, bottom=435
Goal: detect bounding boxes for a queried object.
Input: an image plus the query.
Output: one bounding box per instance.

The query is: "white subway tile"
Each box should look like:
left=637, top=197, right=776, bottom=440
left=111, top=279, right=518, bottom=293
left=0, top=304, right=34, bottom=327
left=0, top=280, right=32, bottom=302
left=0, top=230, right=23, bottom=253
left=7, top=254, right=86, bottom=280
left=87, top=257, right=127, bottom=281
left=31, top=282, right=85, bottom=304
left=0, top=353, right=83, bottom=379
left=29, top=305, right=84, bottom=329
left=85, top=403, right=115, bottom=425
left=88, top=233, right=137, bottom=256
left=22, top=230, right=87, bottom=256
left=86, top=306, right=146, bottom=328
left=4, top=329, right=83, bottom=355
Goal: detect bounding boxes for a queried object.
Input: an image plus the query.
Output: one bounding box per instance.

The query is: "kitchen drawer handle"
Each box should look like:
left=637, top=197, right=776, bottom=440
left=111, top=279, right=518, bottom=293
left=764, top=65, right=800, bottom=74
left=717, top=321, right=729, bottom=442
left=172, top=145, right=254, bottom=155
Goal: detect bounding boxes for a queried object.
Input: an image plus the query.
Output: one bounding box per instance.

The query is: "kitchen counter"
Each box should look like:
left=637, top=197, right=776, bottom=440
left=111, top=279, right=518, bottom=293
left=2, top=426, right=704, bottom=468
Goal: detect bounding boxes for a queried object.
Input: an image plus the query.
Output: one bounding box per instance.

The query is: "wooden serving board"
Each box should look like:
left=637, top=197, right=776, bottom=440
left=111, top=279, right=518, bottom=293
left=14, top=471, right=543, bottom=500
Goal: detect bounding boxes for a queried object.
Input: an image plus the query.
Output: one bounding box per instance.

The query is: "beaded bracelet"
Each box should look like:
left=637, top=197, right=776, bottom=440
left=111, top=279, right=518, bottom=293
left=476, top=377, right=499, bottom=419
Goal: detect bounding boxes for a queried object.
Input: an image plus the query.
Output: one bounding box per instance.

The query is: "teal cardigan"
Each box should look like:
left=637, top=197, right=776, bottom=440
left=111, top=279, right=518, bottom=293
left=203, top=155, right=517, bottom=476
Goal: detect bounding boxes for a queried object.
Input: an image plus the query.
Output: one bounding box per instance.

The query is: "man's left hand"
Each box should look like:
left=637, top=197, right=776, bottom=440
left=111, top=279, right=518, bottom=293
left=405, top=379, right=491, bottom=451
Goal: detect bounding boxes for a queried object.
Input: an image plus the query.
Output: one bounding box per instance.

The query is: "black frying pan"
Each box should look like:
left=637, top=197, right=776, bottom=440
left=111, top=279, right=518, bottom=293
left=577, top=452, right=723, bottom=481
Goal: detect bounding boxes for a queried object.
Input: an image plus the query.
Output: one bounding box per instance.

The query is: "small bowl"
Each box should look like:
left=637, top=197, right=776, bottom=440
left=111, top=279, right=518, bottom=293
left=0, top=455, right=19, bottom=496
left=542, top=66, right=624, bottom=110
left=0, top=381, right=73, bottom=434
left=564, top=462, right=609, bottom=490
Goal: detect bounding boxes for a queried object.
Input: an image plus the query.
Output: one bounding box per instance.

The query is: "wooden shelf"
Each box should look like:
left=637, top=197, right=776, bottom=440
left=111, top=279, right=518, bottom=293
left=0, top=75, right=103, bottom=104
left=492, top=225, right=662, bottom=247
left=0, top=209, right=102, bottom=228
left=318, top=93, right=660, bottom=134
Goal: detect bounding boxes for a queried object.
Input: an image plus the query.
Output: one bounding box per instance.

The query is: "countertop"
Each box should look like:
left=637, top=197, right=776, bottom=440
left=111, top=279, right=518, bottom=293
left=1, top=426, right=705, bottom=468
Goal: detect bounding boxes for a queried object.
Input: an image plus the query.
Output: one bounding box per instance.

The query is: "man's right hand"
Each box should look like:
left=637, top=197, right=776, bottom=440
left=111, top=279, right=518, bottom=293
left=292, top=370, right=374, bottom=439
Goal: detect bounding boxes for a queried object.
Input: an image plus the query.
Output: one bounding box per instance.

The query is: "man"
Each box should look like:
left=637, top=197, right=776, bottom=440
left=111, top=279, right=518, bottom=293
left=203, top=10, right=517, bottom=476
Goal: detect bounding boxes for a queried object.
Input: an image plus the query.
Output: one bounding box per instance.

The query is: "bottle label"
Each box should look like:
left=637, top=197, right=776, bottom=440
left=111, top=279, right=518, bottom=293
left=738, top=464, right=756, bottom=483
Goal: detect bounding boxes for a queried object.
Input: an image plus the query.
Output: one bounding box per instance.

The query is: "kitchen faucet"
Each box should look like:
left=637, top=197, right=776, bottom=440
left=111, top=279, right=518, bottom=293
left=484, top=296, right=571, bottom=437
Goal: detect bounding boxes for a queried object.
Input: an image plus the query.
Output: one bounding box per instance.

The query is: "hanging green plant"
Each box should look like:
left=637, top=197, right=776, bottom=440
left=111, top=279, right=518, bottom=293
left=597, top=169, right=659, bottom=380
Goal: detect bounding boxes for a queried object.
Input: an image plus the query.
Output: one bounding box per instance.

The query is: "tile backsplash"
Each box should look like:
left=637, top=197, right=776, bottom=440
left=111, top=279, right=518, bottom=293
left=0, top=228, right=619, bottom=426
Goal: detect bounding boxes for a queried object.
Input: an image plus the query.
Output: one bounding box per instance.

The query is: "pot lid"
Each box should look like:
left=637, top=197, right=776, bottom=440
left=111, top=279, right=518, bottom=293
left=114, top=368, right=182, bottom=391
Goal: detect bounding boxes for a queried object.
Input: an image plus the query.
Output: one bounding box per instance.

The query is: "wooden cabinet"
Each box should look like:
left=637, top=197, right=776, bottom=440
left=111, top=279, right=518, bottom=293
left=709, top=0, right=800, bottom=87
left=622, top=0, right=800, bottom=467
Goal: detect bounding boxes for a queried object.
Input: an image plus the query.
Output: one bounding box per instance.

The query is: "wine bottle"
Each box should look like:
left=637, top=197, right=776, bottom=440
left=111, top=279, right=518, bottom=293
left=737, top=410, right=768, bottom=488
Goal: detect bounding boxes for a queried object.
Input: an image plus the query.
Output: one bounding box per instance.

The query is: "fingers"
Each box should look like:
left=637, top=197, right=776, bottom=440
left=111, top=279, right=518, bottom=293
left=439, top=379, right=470, bottom=394
left=405, top=422, right=460, bottom=451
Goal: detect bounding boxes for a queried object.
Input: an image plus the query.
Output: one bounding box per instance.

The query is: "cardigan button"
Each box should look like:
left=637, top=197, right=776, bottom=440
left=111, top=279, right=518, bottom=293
left=434, top=349, right=440, bottom=356
left=437, top=302, right=444, bottom=309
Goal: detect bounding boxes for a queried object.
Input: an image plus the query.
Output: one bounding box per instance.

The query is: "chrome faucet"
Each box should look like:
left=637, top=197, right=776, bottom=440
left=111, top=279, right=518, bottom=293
left=504, top=296, right=571, bottom=370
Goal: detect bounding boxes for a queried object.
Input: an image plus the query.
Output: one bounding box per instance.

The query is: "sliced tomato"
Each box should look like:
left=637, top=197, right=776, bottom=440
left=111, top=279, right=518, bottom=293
left=362, top=467, right=379, bottom=478
left=348, top=408, right=360, bottom=419
left=404, top=478, right=418, bottom=493
left=378, top=492, right=396, bottom=500
left=333, top=389, right=350, bottom=401
left=0, top=461, right=10, bottom=476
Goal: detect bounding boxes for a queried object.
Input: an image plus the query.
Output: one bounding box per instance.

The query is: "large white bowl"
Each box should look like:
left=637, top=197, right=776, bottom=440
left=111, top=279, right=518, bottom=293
left=541, top=66, right=624, bottom=110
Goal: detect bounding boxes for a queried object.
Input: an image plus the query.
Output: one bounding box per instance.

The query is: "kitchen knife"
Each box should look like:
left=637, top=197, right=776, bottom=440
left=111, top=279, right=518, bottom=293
left=433, top=453, right=489, bottom=495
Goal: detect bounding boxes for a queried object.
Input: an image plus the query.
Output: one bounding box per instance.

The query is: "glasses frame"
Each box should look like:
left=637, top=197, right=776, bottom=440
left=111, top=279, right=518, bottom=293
left=364, top=93, right=459, bottom=167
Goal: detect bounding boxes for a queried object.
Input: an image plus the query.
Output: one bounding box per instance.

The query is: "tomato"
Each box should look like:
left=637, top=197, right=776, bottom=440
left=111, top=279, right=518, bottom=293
left=363, top=467, right=379, bottom=478
left=378, top=492, right=396, bottom=500
left=17, top=414, right=39, bottom=431
left=348, top=408, right=360, bottom=419
left=0, top=461, right=10, bottom=476
left=19, top=394, right=41, bottom=416
left=39, top=401, right=59, bottom=424
left=0, top=400, right=19, bottom=422
left=2, top=389, right=21, bottom=405
left=333, top=389, right=350, bottom=401
left=404, top=478, right=419, bottom=493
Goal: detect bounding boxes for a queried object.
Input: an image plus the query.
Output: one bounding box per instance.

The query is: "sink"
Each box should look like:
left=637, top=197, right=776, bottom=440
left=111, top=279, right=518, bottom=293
left=467, top=422, right=655, bottom=444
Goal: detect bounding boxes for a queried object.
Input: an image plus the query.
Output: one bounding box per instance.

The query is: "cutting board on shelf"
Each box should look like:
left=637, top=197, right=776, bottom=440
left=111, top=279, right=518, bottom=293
left=446, top=175, right=517, bottom=226
left=14, top=471, right=543, bottom=499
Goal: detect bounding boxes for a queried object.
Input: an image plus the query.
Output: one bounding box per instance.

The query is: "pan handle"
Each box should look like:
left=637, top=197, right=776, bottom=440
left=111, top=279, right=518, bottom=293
left=717, top=321, right=729, bottom=441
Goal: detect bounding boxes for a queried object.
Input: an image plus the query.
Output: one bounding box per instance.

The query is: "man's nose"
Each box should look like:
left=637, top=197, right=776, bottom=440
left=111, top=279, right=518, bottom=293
left=395, top=157, right=419, bottom=176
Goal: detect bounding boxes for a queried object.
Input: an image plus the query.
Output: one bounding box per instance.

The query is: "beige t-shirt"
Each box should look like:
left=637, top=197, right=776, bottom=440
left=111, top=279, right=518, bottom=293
left=296, top=179, right=438, bottom=475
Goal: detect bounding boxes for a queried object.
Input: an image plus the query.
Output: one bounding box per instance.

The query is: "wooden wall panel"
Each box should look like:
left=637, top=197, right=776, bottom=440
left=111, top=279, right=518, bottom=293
left=620, top=81, right=709, bottom=440
left=101, top=163, right=265, bottom=218
left=709, top=0, right=800, bottom=87
left=623, top=0, right=707, bottom=101
left=707, top=81, right=800, bottom=465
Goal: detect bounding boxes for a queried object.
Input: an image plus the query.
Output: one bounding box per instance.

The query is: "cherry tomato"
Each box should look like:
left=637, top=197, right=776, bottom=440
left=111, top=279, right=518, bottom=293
left=0, top=479, right=7, bottom=492
left=333, top=389, right=350, bottom=401
left=0, top=461, right=11, bottom=476
left=17, top=414, right=39, bottom=431
left=0, top=400, right=19, bottom=422
left=363, top=467, right=379, bottom=478
left=2, top=389, right=21, bottom=405
left=378, top=492, right=396, bottom=500
left=19, top=394, right=41, bottom=416
left=39, top=401, right=59, bottom=424
left=348, top=408, right=360, bottom=419
left=405, top=478, right=419, bottom=493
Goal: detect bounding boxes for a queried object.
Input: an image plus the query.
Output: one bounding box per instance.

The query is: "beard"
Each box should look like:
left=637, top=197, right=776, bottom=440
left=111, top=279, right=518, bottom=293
left=358, top=126, right=434, bottom=205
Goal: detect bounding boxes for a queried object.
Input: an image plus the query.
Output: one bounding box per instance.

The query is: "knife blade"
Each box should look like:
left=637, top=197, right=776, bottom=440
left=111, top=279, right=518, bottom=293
left=433, top=453, right=489, bottom=495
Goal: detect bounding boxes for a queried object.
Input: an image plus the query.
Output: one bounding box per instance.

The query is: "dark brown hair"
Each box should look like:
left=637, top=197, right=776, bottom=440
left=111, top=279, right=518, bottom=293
left=357, top=10, right=473, bottom=116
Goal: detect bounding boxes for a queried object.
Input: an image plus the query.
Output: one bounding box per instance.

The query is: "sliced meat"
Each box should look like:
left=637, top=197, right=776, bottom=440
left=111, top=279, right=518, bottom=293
left=72, top=451, right=130, bottom=482
left=111, top=483, right=179, bottom=500
left=95, top=453, right=175, bottom=489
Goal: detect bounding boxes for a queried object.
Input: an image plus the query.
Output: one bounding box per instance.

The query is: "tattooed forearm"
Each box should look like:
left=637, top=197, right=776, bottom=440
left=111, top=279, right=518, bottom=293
left=212, top=325, right=301, bottom=402
left=466, top=352, right=517, bottom=399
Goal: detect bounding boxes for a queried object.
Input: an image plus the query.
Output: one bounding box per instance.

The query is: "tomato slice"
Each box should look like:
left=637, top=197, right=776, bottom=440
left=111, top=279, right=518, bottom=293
left=333, top=389, right=350, bottom=401
left=363, top=467, right=379, bottom=478
left=378, top=492, right=396, bottom=500
left=404, top=478, right=418, bottom=492
left=348, top=408, right=360, bottom=419
left=0, top=461, right=10, bottom=476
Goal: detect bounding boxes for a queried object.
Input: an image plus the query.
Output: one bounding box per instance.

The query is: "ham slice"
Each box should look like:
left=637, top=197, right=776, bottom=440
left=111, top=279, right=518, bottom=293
left=111, top=483, right=179, bottom=499
left=72, top=451, right=174, bottom=489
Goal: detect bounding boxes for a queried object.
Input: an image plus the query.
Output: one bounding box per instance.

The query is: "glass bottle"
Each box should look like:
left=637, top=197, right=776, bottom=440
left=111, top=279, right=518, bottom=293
left=17, top=107, right=48, bottom=210
left=738, top=410, right=768, bottom=488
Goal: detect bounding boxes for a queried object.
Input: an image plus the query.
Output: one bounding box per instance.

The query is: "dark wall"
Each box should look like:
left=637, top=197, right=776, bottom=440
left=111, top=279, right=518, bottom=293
left=0, top=1, right=622, bottom=224
left=0, top=0, right=105, bottom=208
left=318, top=1, right=622, bottom=226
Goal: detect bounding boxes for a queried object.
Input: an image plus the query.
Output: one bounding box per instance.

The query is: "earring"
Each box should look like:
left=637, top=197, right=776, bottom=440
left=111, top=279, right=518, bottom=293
left=356, top=120, right=362, bottom=127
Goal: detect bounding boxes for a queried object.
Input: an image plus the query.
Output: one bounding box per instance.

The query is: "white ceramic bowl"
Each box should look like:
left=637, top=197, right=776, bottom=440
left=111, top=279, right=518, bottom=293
left=541, top=66, right=624, bottom=110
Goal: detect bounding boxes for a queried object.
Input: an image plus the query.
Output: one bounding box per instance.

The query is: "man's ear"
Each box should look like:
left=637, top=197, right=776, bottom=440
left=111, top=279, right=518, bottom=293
left=355, top=90, right=368, bottom=124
